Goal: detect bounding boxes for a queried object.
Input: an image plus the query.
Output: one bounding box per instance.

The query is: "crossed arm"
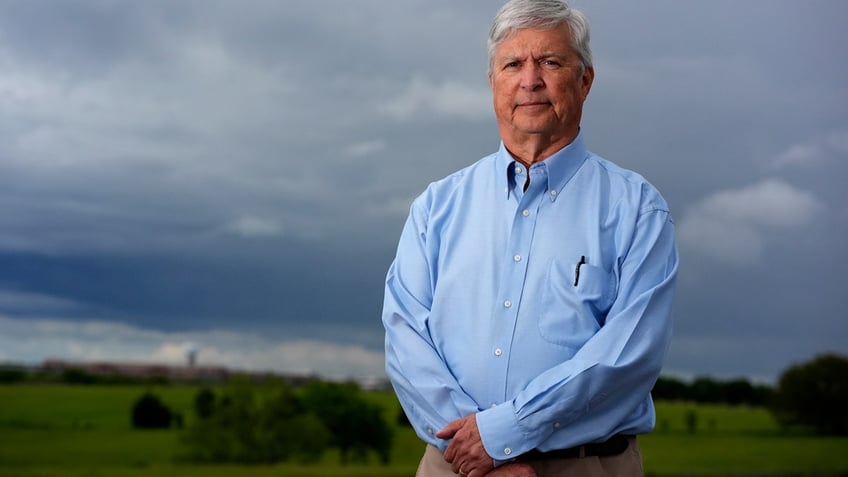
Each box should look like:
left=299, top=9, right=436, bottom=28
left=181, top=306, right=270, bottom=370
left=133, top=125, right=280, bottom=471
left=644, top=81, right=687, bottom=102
left=383, top=207, right=677, bottom=475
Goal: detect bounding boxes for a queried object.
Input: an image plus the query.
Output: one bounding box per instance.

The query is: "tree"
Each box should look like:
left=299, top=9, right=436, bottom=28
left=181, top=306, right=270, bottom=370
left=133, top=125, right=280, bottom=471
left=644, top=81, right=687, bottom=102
left=301, top=381, right=393, bottom=464
left=770, top=353, right=848, bottom=435
left=651, top=376, right=689, bottom=401
left=723, top=378, right=755, bottom=406
left=194, top=387, right=216, bottom=419
left=253, top=382, right=329, bottom=463
left=0, top=368, right=26, bottom=384
left=181, top=378, right=330, bottom=464
left=652, top=375, right=772, bottom=406
left=131, top=392, right=173, bottom=429
left=397, top=407, right=412, bottom=427
left=689, top=376, right=724, bottom=403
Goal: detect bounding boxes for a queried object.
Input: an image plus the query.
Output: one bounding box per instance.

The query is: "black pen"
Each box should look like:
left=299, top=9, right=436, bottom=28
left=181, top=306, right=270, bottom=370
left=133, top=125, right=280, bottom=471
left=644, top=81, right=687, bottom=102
left=574, top=255, right=585, bottom=286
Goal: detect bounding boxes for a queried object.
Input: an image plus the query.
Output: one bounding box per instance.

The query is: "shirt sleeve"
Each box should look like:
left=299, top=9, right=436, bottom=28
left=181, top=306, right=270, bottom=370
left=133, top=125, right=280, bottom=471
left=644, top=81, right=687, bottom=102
left=382, top=197, right=482, bottom=450
left=475, top=207, right=678, bottom=460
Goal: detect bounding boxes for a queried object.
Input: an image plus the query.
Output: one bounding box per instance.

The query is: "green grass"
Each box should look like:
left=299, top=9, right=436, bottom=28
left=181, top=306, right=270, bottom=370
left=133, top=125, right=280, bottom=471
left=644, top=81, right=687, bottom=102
left=0, top=385, right=197, bottom=430
left=641, top=403, right=848, bottom=476
left=1, top=385, right=847, bottom=477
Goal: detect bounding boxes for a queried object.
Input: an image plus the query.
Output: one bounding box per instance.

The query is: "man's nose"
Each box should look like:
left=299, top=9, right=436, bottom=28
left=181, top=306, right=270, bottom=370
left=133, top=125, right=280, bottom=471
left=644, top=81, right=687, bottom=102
left=520, top=64, right=543, bottom=91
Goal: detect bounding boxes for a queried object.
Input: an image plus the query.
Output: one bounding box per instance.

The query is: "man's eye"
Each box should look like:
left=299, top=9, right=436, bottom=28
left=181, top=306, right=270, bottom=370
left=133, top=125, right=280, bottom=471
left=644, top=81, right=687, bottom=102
left=542, top=60, right=560, bottom=67
left=505, top=62, right=520, bottom=69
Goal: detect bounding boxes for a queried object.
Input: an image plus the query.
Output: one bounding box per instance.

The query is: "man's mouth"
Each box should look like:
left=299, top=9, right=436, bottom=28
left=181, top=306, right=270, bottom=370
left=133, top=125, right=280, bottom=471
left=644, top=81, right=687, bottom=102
left=516, top=101, right=551, bottom=110
left=517, top=101, right=550, bottom=108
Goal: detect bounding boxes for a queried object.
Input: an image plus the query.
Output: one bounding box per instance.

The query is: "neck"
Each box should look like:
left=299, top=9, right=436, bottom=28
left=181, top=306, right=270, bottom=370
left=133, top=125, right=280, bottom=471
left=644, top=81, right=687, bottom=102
left=502, top=127, right=579, bottom=167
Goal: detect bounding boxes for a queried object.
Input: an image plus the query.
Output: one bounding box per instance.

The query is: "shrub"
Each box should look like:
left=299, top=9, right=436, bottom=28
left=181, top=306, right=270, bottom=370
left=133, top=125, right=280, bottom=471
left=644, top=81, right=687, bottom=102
left=131, top=392, right=173, bottom=429
left=181, top=379, right=330, bottom=464
left=301, top=381, right=393, bottom=464
left=770, top=353, right=848, bottom=435
left=194, top=387, right=216, bottom=419
left=0, top=368, right=26, bottom=383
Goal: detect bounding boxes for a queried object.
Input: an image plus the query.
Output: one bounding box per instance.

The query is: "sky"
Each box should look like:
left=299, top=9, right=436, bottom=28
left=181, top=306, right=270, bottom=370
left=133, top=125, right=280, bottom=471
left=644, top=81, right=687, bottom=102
left=0, top=0, right=846, bottom=383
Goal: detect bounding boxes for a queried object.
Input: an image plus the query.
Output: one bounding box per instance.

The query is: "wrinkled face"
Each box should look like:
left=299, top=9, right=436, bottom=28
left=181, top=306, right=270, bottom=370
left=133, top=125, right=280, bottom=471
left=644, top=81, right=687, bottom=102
left=489, top=23, right=593, bottom=142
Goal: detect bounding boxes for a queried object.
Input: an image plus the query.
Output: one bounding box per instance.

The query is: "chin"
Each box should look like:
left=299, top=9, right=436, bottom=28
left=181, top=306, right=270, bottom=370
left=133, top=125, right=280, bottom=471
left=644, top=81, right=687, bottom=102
left=514, top=122, right=556, bottom=135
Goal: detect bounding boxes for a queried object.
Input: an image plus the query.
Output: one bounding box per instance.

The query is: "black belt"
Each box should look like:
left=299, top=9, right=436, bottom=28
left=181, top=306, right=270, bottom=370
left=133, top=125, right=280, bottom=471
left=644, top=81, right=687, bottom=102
left=521, top=434, right=630, bottom=460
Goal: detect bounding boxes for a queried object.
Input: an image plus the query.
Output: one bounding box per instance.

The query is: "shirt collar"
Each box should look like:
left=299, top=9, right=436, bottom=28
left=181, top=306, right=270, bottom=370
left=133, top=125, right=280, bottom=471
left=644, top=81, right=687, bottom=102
left=495, top=130, right=589, bottom=200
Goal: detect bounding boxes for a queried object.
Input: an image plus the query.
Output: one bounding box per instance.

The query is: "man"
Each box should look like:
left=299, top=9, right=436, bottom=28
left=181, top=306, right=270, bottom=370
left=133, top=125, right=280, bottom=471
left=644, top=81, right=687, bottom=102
left=382, top=1, right=678, bottom=476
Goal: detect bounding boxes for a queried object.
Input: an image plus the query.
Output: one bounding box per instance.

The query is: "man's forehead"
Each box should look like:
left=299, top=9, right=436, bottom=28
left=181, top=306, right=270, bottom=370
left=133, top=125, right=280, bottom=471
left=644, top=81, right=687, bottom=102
left=494, top=25, right=573, bottom=57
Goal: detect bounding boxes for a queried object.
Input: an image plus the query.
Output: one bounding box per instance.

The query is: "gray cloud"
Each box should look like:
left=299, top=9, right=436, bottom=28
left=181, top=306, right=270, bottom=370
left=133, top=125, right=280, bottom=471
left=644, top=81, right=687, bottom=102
left=678, top=178, right=825, bottom=265
left=0, top=315, right=385, bottom=379
left=0, top=0, right=846, bottom=382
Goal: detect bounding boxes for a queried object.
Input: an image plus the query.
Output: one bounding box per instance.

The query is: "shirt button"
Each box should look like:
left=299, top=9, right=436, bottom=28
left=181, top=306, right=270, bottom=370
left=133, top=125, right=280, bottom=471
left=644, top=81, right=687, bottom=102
left=428, top=428, right=434, bottom=435
left=514, top=166, right=522, bottom=174
left=522, top=209, right=530, bottom=217
left=504, top=448, right=512, bottom=456
left=503, top=300, right=512, bottom=308
left=550, top=190, right=557, bottom=197
left=494, top=348, right=503, bottom=356
left=554, top=422, right=561, bottom=429
left=513, top=255, right=521, bottom=262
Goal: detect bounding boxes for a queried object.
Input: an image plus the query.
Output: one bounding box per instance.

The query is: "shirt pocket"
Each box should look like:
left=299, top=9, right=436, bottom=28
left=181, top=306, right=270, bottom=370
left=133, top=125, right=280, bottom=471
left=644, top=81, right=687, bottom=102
left=538, top=259, right=616, bottom=350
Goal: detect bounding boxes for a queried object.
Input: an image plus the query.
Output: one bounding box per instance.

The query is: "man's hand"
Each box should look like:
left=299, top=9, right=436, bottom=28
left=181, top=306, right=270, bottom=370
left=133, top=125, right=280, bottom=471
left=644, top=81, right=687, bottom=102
left=436, top=414, right=494, bottom=477
left=485, top=462, right=537, bottom=477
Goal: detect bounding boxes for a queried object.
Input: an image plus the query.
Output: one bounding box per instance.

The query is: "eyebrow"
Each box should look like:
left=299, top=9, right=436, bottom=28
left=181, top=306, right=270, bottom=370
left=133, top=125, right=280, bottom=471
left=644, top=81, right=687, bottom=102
left=537, top=51, right=567, bottom=60
left=497, top=53, right=567, bottom=69
left=498, top=51, right=567, bottom=63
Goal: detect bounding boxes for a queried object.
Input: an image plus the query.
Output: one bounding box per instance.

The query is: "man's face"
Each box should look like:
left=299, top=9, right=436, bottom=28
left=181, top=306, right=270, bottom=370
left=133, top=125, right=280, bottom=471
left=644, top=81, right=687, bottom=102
left=489, top=23, right=593, bottom=142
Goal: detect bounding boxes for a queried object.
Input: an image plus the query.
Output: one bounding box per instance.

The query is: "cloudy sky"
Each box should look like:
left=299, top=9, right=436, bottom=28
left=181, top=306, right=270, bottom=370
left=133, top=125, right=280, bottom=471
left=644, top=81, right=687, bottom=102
left=1, top=0, right=845, bottom=382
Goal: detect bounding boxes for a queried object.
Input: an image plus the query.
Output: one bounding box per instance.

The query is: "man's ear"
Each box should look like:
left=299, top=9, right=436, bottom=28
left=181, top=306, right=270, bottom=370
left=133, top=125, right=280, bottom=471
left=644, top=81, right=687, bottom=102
left=581, top=66, right=595, bottom=98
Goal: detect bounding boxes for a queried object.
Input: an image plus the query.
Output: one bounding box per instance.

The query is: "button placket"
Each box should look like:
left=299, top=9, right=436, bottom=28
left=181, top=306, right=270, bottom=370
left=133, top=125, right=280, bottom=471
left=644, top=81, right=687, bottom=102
left=490, top=165, right=545, bottom=403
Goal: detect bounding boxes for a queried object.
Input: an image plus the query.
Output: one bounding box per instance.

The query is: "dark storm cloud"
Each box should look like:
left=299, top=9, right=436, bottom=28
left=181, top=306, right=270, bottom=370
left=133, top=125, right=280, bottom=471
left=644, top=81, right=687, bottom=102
left=0, top=0, right=845, bottom=380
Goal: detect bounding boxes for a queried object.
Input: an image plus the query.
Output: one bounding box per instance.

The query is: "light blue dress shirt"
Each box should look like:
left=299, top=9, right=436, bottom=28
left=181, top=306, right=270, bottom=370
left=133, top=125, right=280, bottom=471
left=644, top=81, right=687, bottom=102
left=382, top=132, right=678, bottom=461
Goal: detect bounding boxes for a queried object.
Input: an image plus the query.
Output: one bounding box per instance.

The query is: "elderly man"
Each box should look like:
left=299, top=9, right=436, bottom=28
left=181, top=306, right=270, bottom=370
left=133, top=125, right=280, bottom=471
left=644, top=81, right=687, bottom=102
left=382, top=1, right=678, bottom=476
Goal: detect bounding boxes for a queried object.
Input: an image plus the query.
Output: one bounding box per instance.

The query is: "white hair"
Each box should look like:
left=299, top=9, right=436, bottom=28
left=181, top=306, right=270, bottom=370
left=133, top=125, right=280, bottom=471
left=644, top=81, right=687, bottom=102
left=488, top=0, right=592, bottom=75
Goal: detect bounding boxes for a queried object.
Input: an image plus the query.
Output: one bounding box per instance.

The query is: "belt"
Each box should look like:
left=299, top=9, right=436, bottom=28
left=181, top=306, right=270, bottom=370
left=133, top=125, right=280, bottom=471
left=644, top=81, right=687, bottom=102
left=521, top=434, right=630, bottom=460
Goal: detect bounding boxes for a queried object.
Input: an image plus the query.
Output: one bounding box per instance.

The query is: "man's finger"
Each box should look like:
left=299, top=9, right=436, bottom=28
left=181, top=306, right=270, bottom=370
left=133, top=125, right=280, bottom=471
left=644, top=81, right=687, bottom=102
left=436, top=417, right=464, bottom=439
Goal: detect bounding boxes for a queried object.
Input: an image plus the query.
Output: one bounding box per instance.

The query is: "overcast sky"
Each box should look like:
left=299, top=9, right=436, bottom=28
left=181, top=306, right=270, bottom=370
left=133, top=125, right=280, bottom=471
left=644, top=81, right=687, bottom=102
left=1, top=0, right=845, bottom=382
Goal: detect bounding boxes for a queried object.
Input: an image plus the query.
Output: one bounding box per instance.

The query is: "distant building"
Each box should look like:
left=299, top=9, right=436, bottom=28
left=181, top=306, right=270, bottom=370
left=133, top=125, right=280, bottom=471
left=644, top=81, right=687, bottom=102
left=42, top=358, right=231, bottom=382
left=4, top=358, right=380, bottom=390
left=186, top=348, right=198, bottom=368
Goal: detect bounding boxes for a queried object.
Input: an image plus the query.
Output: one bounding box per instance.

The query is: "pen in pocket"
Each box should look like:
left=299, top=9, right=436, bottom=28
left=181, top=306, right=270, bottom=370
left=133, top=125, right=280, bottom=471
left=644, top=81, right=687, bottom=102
left=574, top=255, right=586, bottom=286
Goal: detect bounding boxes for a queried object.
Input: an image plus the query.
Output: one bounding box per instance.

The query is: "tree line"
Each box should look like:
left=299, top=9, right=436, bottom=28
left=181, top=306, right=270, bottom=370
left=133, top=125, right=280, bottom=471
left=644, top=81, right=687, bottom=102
left=651, top=353, right=847, bottom=436
left=651, top=375, right=772, bottom=406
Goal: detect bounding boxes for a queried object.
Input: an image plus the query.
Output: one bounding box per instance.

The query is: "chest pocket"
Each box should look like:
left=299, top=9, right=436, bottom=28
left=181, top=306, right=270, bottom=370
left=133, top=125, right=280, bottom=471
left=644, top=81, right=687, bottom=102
left=538, top=259, right=617, bottom=350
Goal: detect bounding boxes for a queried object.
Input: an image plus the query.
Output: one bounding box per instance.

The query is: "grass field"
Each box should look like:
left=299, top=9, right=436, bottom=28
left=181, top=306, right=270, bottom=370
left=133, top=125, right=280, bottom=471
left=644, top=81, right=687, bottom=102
left=1, top=384, right=846, bottom=476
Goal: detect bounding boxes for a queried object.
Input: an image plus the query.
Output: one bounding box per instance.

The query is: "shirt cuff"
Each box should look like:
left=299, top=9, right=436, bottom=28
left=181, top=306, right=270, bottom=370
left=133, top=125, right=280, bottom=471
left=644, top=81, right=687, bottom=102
left=476, top=401, right=538, bottom=460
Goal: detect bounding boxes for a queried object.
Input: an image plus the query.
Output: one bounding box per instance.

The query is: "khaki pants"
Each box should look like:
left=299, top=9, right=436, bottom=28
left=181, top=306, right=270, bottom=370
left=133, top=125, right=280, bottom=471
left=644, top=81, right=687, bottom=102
left=416, top=436, right=642, bottom=477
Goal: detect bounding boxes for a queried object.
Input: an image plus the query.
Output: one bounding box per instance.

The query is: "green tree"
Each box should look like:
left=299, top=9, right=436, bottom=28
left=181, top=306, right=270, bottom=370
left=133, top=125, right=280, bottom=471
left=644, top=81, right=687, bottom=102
left=194, top=387, right=216, bottom=419
left=690, top=376, right=723, bottom=403
left=0, top=368, right=26, bottom=383
left=61, top=368, right=96, bottom=385
left=724, top=378, right=755, bottom=406
left=771, top=353, right=848, bottom=435
left=181, top=378, right=330, bottom=464
left=253, top=382, right=329, bottom=463
left=131, top=392, right=172, bottom=429
left=685, top=409, right=698, bottom=434
left=651, top=376, right=689, bottom=401
left=302, top=381, right=393, bottom=464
